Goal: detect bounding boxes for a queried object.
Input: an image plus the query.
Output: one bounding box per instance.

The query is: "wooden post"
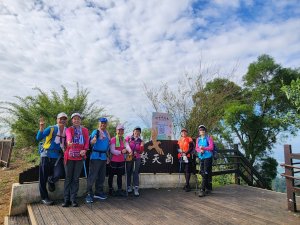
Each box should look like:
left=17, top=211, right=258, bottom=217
left=233, top=144, right=240, bottom=185
left=284, top=144, right=296, bottom=212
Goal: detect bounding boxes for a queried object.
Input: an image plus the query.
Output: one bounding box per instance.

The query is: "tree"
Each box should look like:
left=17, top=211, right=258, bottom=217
left=187, top=78, right=242, bottom=138
left=140, top=73, right=203, bottom=138
left=281, top=78, right=300, bottom=127
left=0, top=85, right=108, bottom=148
left=220, top=55, right=300, bottom=187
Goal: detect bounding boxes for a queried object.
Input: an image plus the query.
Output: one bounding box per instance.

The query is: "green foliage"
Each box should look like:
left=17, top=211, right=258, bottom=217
left=0, top=84, right=108, bottom=148
left=142, top=128, right=151, bottom=142
left=187, top=78, right=242, bottom=138
left=282, top=78, right=300, bottom=112
left=255, top=157, right=278, bottom=187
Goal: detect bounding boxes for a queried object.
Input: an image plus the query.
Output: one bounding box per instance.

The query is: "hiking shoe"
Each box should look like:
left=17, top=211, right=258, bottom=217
left=94, top=193, right=107, bottom=200
left=62, top=200, right=71, bottom=207
left=205, top=189, right=211, bottom=195
left=48, top=181, right=55, bottom=192
left=41, top=198, right=53, bottom=205
left=85, top=194, right=93, bottom=203
left=134, top=186, right=140, bottom=197
left=116, top=189, right=126, bottom=197
left=71, top=201, right=79, bottom=207
left=108, top=188, right=114, bottom=196
left=185, top=185, right=191, bottom=192
left=127, top=186, right=133, bottom=193
left=198, top=190, right=205, bottom=197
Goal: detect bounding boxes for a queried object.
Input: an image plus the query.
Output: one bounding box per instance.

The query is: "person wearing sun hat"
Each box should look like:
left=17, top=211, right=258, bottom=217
left=108, top=124, right=131, bottom=196
left=36, top=112, right=68, bottom=205
left=195, top=124, right=214, bottom=197
left=125, top=126, right=144, bottom=196
left=63, top=112, right=89, bottom=207
left=85, top=117, right=111, bottom=204
left=177, top=128, right=194, bottom=192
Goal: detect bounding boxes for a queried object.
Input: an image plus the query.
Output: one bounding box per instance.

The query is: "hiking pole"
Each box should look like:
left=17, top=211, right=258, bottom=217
left=124, top=153, right=128, bottom=197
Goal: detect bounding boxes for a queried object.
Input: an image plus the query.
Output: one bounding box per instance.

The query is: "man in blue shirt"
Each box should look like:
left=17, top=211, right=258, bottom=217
left=86, top=117, right=111, bottom=203
left=36, top=112, right=67, bottom=205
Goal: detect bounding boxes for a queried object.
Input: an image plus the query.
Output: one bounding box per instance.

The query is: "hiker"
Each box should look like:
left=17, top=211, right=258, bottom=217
left=108, top=124, right=131, bottom=196
left=36, top=112, right=67, bottom=205
left=195, top=125, right=213, bottom=197
left=63, top=113, right=89, bottom=207
left=85, top=117, right=111, bottom=203
left=125, top=126, right=144, bottom=197
left=177, top=128, right=194, bottom=192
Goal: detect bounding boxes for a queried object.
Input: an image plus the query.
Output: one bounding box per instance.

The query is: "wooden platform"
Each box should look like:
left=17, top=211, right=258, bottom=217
left=25, top=185, right=299, bottom=225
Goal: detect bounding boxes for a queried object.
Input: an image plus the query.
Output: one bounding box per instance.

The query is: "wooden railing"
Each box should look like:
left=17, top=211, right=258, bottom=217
left=0, top=137, right=14, bottom=167
left=19, top=141, right=268, bottom=190
left=212, top=144, right=269, bottom=189
left=281, top=145, right=300, bottom=212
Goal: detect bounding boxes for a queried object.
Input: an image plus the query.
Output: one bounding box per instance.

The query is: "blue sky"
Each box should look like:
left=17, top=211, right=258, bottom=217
left=0, top=0, right=300, bottom=162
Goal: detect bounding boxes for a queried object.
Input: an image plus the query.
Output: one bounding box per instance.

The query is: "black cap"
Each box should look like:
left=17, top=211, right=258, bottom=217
left=133, top=126, right=142, bottom=132
left=198, top=125, right=206, bottom=130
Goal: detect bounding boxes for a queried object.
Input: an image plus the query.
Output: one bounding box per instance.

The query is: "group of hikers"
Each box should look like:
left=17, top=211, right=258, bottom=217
left=37, top=112, right=214, bottom=207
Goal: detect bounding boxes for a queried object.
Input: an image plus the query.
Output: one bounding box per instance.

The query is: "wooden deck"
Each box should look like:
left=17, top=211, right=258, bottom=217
left=25, top=185, right=299, bottom=225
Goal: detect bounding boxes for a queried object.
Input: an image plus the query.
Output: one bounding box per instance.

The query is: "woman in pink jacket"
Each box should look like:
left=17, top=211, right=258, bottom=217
left=63, top=113, right=89, bottom=207
left=108, top=124, right=131, bottom=197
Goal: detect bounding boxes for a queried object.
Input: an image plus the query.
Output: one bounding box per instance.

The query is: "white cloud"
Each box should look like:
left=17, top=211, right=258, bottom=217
left=0, top=0, right=299, bottom=131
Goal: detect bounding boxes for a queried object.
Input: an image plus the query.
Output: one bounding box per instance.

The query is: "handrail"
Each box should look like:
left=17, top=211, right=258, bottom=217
left=281, top=144, right=299, bottom=212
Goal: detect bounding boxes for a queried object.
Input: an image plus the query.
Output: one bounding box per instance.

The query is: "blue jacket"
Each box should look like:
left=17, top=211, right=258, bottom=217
left=36, top=125, right=64, bottom=158
left=90, top=129, right=110, bottom=160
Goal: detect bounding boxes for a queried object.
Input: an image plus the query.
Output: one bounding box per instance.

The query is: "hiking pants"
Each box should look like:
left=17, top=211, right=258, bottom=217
left=108, top=161, right=125, bottom=190
left=39, top=156, right=64, bottom=200
left=183, top=161, right=192, bottom=187
left=64, top=160, right=83, bottom=202
left=126, top=158, right=141, bottom=187
left=87, top=159, right=106, bottom=195
left=200, top=157, right=212, bottom=191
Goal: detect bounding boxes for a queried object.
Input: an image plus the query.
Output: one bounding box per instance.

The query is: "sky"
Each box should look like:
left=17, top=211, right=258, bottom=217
left=0, top=0, right=300, bottom=163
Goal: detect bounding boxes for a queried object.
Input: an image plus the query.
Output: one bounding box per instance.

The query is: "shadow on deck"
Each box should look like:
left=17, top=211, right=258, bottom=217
left=8, top=185, right=300, bottom=225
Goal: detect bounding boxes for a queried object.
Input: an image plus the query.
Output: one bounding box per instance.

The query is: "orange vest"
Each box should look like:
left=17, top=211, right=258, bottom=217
left=177, top=136, right=193, bottom=158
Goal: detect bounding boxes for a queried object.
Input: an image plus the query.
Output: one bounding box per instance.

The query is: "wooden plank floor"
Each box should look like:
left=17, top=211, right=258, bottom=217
left=4, top=215, right=30, bottom=225
left=28, top=185, right=300, bottom=225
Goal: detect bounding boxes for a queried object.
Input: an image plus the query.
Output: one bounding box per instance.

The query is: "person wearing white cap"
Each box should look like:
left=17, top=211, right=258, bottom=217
left=125, top=126, right=144, bottom=197
left=108, top=124, right=131, bottom=196
left=195, top=125, right=214, bottom=197
left=63, top=112, right=89, bottom=207
left=36, top=112, right=68, bottom=205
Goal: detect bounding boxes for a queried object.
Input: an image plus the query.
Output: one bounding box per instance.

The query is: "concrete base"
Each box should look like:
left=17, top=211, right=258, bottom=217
left=9, top=173, right=196, bottom=216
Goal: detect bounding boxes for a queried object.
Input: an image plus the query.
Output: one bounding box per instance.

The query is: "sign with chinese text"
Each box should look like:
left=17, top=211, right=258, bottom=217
left=140, top=140, right=196, bottom=174
left=152, top=112, right=173, bottom=140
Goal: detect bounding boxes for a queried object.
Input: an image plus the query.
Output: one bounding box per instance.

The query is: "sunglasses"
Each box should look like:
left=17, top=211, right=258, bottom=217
left=199, top=129, right=205, bottom=131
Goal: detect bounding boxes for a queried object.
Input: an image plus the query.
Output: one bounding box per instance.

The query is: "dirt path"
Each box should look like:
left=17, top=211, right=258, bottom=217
left=0, top=148, right=36, bottom=225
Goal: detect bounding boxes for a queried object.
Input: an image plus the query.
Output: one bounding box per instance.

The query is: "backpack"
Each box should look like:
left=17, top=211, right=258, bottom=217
left=38, top=126, right=55, bottom=154
left=205, top=135, right=218, bottom=160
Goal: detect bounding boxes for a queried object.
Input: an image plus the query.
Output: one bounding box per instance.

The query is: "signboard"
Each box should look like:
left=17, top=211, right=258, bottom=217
left=140, top=140, right=196, bottom=174
left=152, top=112, right=173, bottom=140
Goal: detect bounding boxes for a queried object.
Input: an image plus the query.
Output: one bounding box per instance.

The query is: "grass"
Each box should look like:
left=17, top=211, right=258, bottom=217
left=0, top=147, right=36, bottom=225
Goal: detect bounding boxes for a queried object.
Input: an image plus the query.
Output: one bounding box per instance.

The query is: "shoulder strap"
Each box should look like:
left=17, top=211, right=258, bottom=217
left=43, top=126, right=55, bottom=149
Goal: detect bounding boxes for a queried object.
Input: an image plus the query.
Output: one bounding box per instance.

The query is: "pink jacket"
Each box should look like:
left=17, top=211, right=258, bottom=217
left=64, top=126, right=89, bottom=162
left=110, top=136, right=131, bottom=162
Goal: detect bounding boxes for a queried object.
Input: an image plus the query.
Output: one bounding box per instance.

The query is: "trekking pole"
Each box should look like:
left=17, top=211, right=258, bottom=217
left=82, top=156, right=87, bottom=178
left=124, top=153, right=128, bottom=197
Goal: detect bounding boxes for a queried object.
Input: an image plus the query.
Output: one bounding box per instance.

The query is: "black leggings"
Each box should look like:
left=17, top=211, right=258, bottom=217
left=200, top=157, right=212, bottom=191
left=108, top=161, right=125, bottom=190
